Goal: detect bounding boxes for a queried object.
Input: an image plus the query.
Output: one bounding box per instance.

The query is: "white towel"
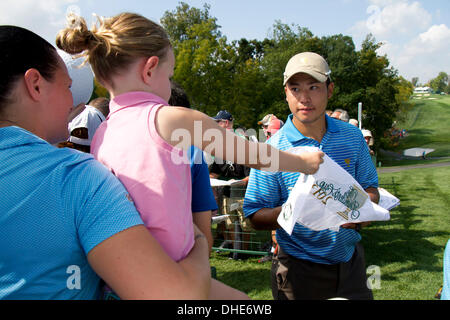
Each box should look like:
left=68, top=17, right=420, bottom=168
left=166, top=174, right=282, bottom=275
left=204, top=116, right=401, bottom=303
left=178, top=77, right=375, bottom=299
left=277, top=146, right=390, bottom=234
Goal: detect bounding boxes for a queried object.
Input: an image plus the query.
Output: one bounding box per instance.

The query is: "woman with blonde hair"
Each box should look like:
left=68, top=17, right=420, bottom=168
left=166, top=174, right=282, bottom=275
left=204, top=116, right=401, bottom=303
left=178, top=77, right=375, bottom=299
left=57, top=12, right=324, bottom=299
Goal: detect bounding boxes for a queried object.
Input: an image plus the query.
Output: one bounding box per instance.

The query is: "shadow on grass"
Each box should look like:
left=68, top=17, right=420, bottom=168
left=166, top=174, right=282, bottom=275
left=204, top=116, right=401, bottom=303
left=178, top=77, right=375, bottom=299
left=425, top=174, right=450, bottom=208
left=361, top=200, right=447, bottom=281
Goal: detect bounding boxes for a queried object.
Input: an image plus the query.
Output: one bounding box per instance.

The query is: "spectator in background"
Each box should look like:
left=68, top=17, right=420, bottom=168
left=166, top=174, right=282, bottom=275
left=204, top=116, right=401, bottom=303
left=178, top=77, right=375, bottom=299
left=258, top=114, right=279, bottom=140
left=235, top=126, right=248, bottom=139
left=210, top=110, right=252, bottom=258
left=63, top=97, right=110, bottom=153
left=57, top=50, right=103, bottom=153
left=349, top=119, right=359, bottom=127
left=331, top=108, right=349, bottom=122
left=168, top=81, right=217, bottom=252
left=57, top=49, right=94, bottom=119
left=89, top=97, right=110, bottom=119
left=209, top=110, right=250, bottom=182
left=266, top=117, right=284, bottom=139
left=213, top=110, right=234, bottom=130
left=362, top=129, right=375, bottom=156
left=326, top=110, right=333, bottom=116
left=169, top=80, right=190, bottom=109
left=203, top=110, right=235, bottom=166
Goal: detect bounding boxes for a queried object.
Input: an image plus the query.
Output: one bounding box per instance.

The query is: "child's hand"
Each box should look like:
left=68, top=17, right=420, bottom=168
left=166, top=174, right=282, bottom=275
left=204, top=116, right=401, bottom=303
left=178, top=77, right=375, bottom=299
left=298, top=151, right=324, bottom=175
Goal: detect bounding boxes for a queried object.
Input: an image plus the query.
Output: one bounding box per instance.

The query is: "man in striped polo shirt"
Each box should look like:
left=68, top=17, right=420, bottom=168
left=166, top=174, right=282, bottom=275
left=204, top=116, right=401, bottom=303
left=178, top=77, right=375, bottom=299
left=243, top=52, right=380, bottom=300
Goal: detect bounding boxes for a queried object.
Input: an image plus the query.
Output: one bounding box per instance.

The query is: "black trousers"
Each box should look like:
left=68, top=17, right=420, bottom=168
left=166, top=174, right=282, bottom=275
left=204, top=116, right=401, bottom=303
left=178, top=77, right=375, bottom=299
left=271, top=243, right=373, bottom=300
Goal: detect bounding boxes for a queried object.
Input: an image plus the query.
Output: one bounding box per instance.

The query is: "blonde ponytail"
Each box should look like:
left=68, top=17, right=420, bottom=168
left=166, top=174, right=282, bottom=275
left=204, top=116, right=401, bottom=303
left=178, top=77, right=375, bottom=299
left=56, top=12, right=172, bottom=84
left=56, top=14, right=93, bottom=55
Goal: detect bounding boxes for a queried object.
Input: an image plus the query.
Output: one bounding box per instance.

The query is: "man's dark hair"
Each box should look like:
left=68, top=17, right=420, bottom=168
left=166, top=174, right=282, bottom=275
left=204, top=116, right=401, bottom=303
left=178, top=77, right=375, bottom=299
left=89, top=97, right=110, bottom=118
left=168, top=81, right=191, bottom=109
left=0, top=26, right=59, bottom=112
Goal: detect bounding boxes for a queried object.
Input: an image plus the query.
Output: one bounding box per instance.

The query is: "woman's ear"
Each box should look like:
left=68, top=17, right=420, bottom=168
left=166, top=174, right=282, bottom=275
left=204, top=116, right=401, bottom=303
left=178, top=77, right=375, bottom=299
left=141, top=56, right=159, bottom=85
left=23, top=69, right=44, bottom=102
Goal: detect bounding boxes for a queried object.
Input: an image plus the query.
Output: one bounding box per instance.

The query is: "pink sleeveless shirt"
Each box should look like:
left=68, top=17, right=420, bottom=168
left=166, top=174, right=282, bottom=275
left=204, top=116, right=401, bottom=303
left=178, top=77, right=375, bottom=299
left=91, top=92, right=194, bottom=261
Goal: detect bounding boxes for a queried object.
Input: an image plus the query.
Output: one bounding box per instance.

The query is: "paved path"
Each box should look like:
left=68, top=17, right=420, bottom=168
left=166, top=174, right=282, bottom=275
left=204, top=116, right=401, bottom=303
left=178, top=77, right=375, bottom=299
left=377, top=161, right=450, bottom=173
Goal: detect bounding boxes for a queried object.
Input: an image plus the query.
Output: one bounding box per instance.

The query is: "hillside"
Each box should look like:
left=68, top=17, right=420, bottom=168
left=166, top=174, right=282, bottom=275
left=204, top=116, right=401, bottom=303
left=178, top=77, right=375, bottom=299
left=392, top=94, right=450, bottom=158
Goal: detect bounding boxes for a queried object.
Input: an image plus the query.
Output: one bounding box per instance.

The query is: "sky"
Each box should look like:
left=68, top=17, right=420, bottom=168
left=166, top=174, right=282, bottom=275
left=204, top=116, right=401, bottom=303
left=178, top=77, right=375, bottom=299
left=0, top=0, right=449, bottom=84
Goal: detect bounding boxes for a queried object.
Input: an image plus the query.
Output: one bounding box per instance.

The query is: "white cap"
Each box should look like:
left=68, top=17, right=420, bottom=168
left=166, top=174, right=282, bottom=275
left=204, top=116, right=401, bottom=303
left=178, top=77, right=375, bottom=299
left=283, top=52, right=332, bottom=85
left=68, top=106, right=105, bottom=146
left=258, top=114, right=277, bottom=126
left=361, top=129, right=374, bottom=146
left=58, top=49, right=94, bottom=107
left=361, top=129, right=372, bottom=138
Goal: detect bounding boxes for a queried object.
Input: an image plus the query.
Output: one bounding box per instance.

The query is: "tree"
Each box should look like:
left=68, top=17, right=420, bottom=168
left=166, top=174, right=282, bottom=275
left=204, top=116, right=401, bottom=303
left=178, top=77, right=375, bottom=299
left=161, top=3, right=272, bottom=129
left=320, top=34, right=359, bottom=116
left=161, top=2, right=230, bottom=116
left=394, top=76, right=414, bottom=123
left=259, top=22, right=323, bottom=124
left=259, top=28, right=404, bottom=150
left=352, top=35, right=403, bottom=149
left=429, top=72, right=449, bottom=93
left=161, top=2, right=222, bottom=43
left=161, top=5, right=406, bottom=149
left=411, top=77, right=419, bottom=87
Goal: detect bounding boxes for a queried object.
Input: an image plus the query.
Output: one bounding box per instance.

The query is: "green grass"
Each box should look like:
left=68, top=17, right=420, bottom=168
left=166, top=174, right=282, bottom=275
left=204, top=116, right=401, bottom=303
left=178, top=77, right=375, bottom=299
left=210, top=166, right=450, bottom=300
left=365, top=166, right=450, bottom=300
left=392, top=94, right=450, bottom=158
left=210, top=254, right=273, bottom=300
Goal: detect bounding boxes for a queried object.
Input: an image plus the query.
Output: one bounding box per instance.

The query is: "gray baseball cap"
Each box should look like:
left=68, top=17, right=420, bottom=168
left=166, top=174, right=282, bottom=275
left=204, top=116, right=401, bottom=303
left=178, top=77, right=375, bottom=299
left=283, top=52, right=332, bottom=85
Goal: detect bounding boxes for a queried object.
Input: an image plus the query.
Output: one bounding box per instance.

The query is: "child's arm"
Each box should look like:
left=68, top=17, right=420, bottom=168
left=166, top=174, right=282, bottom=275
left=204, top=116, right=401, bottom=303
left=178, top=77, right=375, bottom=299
left=156, top=107, right=324, bottom=174
left=192, top=211, right=214, bottom=252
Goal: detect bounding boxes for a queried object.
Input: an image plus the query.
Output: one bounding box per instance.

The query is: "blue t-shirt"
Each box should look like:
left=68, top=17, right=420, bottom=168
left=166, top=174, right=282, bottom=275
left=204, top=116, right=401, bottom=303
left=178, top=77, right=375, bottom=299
left=244, top=115, right=378, bottom=264
left=189, top=146, right=218, bottom=213
left=0, top=127, right=144, bottom=299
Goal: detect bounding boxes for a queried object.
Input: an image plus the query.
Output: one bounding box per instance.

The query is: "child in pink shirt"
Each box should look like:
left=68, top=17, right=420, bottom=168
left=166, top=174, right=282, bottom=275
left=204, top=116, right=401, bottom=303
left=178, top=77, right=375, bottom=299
left=57, top=12, right=323, bottom=299
left=92, top=92, right=194, bottom=262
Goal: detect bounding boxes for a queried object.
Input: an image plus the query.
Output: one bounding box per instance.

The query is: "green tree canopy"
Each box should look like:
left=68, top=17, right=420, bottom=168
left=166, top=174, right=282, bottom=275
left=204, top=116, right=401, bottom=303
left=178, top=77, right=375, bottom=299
left=161, top=4, right=411, bottom=150
left=161, top=2, right=268, bottom=128
left=429, top=72, right=449, bottom=93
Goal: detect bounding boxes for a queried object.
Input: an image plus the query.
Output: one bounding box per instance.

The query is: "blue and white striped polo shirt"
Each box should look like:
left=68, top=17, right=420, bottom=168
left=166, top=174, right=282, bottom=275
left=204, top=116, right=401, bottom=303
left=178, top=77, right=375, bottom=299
left=243, top=114, right=378, bottom=264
